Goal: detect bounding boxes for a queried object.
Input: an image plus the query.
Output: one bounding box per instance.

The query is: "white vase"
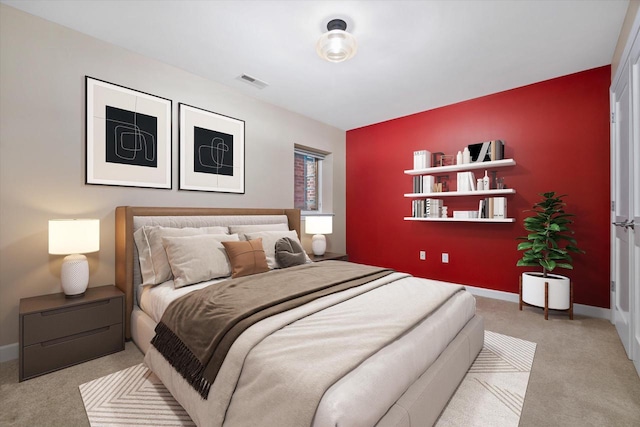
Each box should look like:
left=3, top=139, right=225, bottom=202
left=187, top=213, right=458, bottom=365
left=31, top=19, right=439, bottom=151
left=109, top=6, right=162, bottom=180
left=521, top=272, right=570, bottom=310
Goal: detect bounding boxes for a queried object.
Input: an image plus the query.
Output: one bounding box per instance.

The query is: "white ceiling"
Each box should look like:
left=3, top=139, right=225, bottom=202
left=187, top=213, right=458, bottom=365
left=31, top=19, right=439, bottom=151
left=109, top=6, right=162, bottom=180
left=2, top=0, right=629, bottom=130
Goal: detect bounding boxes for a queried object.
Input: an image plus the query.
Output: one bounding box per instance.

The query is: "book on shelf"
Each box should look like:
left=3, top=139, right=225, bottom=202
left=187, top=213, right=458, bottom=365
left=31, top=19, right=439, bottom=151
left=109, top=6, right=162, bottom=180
left=412, top=198, right=443, bottom=218
left=490, top=140, right=504, bottom=161
left=412, top=199, right=426, bottom=218
left=424, top=175, right=434, bottom=193
left=468, top=172, right=476, bottom=191
left=413, top=150, right=431, bottom=169
left=493, top=197, right=507, bottom=218
left=426, top=198, right=442, bottom=218
left=488, top=197, right=494, bottom=219
left=473, top=197, right=508, bottom=219
left=456, top=172, right=465, bottom=192
left=456, top=171, right=477, bottom=192
left=412, top=175, right=436, bottom=194
left=478, top=198, right=493, bottom=218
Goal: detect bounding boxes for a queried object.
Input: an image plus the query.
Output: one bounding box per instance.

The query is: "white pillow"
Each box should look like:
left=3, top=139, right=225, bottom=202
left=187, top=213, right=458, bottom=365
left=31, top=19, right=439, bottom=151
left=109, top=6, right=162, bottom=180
left=162, top=234, right=239, bottom=288
left=134, top=225, right=229, bottom=286
left=243, top=230, right=310, bottom=269
left=229, top=223, right=289, bottom=240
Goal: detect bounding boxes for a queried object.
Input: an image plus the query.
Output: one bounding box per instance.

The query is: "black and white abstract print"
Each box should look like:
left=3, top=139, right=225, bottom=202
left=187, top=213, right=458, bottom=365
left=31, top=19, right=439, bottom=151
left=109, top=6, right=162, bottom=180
left=193, top=126, right=233, bottom=176
left=105, top=106, right=158, bottom=168
left=178, top=102, right=244, bottom=193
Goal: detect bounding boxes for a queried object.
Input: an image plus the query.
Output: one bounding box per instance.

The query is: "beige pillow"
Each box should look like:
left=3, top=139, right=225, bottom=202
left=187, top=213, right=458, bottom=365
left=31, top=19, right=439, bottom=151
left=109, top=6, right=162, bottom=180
left=243, top=230, right=309, bottom=269
left=134, top=225, right=229, bottom=286
left=229, top=223, right=289, bottom=240
left=221, top=238, right=270, bottom=278
left=162, top=234, right=239, bottom=288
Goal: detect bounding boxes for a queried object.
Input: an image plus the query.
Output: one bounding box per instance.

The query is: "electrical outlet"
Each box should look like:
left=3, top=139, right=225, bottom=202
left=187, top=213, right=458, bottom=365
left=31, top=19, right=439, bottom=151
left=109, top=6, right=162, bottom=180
left=442, top=253, right=449, bottom=263
left=419, top=251, right=426, bottom=260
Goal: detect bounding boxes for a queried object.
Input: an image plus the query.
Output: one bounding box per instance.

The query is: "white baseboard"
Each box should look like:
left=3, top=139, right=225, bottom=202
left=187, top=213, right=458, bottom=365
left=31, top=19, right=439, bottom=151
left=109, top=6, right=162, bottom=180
left=464, top=285, right=520, bottom=303
left=572, top=303, right=611, bottom=319
left=464, top=285, right=611, bottom=320
left=0, top=342, right=18, bottom=362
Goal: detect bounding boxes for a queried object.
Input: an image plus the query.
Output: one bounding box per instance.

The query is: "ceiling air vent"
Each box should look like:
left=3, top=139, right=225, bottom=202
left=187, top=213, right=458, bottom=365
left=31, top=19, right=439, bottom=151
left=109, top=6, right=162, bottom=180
left=237, top=74, right=268, bottom=89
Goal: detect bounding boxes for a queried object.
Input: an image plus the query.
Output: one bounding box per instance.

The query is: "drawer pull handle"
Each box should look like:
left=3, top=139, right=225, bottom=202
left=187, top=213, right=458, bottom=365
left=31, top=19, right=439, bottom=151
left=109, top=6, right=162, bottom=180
left=41, top=326, right=110, bottom=347
left=42, top=300, right=109, bottom=316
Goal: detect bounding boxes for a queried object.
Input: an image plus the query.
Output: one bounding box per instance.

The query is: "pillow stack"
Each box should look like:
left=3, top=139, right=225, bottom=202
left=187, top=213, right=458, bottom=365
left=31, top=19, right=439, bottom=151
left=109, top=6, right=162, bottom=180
left=134, top=225, right=229, bottom=286
left=133, top=222, right=310, bottom=288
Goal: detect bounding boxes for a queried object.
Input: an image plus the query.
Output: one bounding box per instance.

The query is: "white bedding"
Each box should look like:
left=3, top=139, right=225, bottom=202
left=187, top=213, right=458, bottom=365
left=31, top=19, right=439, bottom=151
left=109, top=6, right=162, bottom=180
left=140, top=277, right=226, bottom=323
left=140, top=273, right=476, bottom=426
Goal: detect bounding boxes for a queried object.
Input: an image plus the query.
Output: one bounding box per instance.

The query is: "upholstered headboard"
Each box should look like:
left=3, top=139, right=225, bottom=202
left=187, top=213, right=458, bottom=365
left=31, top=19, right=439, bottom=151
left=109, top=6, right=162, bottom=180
left=115, top=206, right=301, bottom=339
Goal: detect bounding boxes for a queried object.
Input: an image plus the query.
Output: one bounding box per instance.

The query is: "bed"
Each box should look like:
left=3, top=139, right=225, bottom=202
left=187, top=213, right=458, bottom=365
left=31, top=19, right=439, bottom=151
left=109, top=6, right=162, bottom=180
left=115, top=206, right=484, bottom=427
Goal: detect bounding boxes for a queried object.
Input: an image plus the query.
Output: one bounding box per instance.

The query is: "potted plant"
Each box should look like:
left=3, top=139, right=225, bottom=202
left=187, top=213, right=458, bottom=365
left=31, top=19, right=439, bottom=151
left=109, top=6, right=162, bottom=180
left=516, top=192, right=584, bottom=312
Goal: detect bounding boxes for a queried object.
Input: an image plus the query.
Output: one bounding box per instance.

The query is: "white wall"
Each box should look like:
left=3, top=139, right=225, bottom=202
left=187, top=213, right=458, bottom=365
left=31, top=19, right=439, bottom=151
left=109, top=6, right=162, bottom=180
left=0, top=4, right=346, bottom=348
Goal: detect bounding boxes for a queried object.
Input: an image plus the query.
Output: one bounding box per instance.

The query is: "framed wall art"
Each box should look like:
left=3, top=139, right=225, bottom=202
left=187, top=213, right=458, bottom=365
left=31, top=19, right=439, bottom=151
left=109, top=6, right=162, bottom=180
left=178, top=103, right=245, bottom=193
left=85, top=76, right=172, bottom=189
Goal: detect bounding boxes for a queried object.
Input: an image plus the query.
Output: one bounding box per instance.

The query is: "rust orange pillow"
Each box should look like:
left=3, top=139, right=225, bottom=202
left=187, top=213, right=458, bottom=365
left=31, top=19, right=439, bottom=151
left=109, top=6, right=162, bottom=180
left=222, top=238, right=270, bottom=278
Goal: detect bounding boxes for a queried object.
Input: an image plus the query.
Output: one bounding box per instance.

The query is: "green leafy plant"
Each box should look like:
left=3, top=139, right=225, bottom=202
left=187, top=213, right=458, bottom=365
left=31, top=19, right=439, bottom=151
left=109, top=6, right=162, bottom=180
left=516, top=192, right=584, bottom=278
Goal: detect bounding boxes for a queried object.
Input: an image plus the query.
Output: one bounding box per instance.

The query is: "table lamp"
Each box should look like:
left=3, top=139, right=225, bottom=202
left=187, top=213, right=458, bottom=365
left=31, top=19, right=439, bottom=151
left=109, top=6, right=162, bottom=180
left=48, top=219, right=100, bottom=297
left=305, top=215, right=333, bottom=256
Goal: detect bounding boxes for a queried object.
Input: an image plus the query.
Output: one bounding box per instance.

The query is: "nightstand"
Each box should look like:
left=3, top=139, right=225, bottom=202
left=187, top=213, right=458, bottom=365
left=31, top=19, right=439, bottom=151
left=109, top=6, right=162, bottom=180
left=19, top=285, right=124, bottom=381
left=310, top=252, right=349, bottom=262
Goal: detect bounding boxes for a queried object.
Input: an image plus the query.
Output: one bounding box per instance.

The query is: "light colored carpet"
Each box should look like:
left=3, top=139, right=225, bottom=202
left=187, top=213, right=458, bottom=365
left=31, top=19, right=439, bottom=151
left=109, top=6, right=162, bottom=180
left=80, top=331, right=535, bottom=426
left=4, top=297, right=639, bottom=426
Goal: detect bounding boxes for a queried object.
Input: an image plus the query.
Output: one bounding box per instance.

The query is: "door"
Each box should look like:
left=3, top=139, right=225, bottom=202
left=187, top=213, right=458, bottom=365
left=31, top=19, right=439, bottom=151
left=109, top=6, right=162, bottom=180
left=611, top=74, right=632, bottom=358
left=631, top=54, right=640, bottom=375
left=611, top=17, right=639, bottom=377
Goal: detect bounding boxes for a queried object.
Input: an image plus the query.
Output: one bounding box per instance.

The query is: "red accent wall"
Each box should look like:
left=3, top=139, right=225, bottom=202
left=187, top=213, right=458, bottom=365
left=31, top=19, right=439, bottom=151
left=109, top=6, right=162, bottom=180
left=346, top=66, right=611, bottom=308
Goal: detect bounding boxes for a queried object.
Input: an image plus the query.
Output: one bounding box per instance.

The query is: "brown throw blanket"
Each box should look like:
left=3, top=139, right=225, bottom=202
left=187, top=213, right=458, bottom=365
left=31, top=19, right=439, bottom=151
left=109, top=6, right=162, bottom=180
left=151, top=261, right=393, bottom=399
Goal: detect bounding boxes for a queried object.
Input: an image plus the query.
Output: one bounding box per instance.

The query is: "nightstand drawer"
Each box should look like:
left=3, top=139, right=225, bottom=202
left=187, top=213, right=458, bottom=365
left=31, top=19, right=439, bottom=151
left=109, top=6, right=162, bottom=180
left=22, top=323, right=123, bottom=380
left=22, top=297, right=122, bottom=346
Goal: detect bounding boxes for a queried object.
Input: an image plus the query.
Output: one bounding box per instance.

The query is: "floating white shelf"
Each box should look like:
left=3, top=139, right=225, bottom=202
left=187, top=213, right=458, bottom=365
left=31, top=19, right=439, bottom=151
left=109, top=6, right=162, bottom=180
left=404, top=158, right=516, bottom=175
left=404, top=188, right=516, bottom=198
left=403, top=217, right=515, bottom=223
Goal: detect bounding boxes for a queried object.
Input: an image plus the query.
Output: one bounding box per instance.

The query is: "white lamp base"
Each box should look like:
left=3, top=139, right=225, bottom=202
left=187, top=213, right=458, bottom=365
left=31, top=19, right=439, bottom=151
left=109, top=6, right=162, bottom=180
left=61, top=254, right=89, bottom=297
left=311, top=234, right=327, bottom=256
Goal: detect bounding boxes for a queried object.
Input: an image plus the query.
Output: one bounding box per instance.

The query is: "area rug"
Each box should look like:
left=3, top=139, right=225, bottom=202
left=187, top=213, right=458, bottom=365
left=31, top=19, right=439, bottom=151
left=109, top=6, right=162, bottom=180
left=436, top=331, right=537, bottom=426
left=79, top=363, right=195, bottom=426
left=80, top=331, right=536, bottom=427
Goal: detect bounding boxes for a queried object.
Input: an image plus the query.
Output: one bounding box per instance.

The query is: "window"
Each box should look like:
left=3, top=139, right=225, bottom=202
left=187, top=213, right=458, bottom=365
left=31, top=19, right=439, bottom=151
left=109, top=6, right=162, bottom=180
left=294, top=147, right=325, bottom=212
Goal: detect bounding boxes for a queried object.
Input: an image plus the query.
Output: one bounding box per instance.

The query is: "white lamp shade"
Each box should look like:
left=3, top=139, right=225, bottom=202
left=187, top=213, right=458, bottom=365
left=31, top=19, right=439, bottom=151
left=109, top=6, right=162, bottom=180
left=305, top=216, right=333, bottom=235
left=49, top=219, right=100, bottom=255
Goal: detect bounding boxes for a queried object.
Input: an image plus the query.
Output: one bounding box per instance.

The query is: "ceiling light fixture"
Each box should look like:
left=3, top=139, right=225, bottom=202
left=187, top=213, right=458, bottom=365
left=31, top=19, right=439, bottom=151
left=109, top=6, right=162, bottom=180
left=316, top=19, right=357, bottom=63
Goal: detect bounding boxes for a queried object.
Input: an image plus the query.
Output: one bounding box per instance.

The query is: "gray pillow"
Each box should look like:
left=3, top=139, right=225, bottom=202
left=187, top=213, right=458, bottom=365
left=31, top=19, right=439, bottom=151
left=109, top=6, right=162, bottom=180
left=275, top=237, right=307, bottom=268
